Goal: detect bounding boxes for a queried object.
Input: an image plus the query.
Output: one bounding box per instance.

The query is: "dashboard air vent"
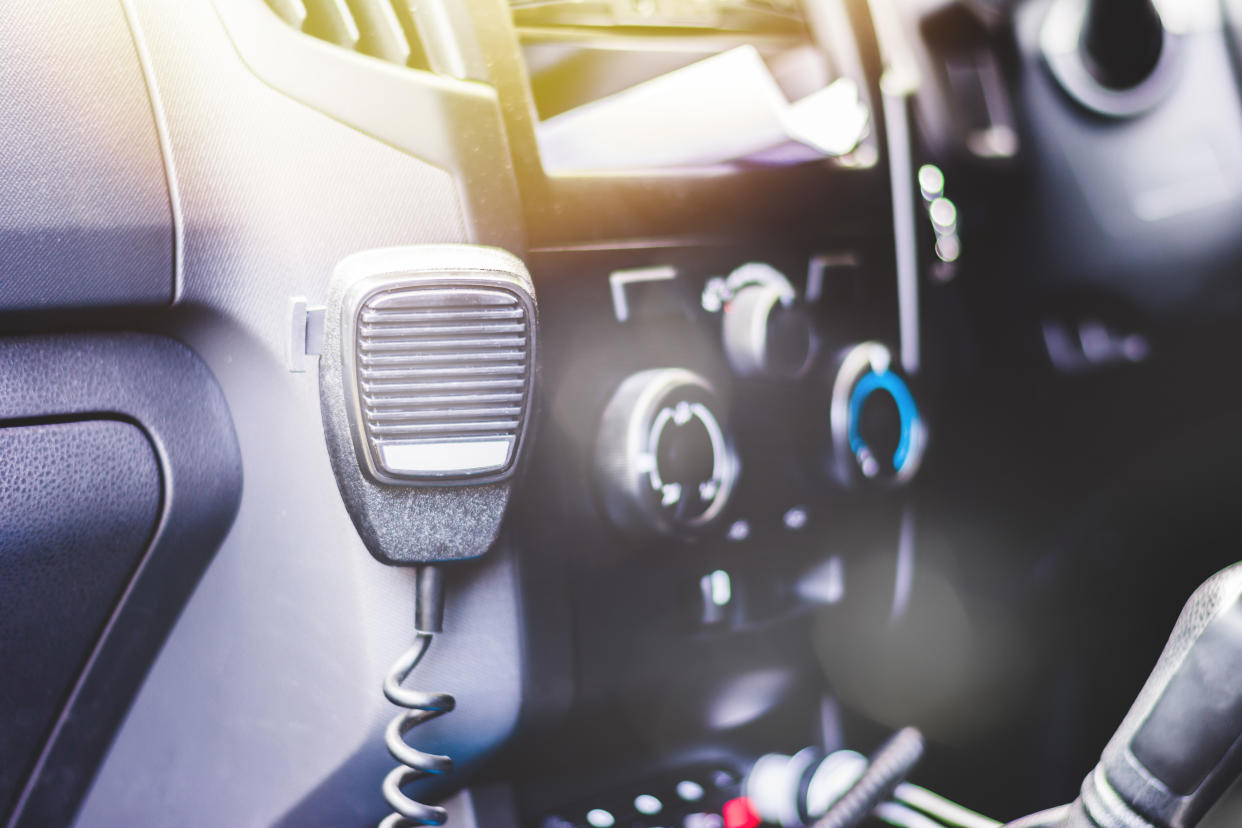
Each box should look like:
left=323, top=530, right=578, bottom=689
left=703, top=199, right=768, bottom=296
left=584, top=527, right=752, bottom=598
left=263, top=0, right=428, bottom=68
left=509, top=0, right=806, bottom=33
left=352, top=283, right=534, bottom=484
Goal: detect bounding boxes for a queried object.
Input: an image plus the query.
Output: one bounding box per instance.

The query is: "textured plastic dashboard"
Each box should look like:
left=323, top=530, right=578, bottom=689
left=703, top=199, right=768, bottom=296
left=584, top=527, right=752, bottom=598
left=0, top=0, right=174, bottom=310
left=0, top=333, right=242, bottom=828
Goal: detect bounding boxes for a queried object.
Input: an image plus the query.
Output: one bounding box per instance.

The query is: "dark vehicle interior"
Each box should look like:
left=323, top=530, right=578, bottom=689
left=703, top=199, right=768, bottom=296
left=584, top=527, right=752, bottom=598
left=4, top=0, right=1242, bottom=826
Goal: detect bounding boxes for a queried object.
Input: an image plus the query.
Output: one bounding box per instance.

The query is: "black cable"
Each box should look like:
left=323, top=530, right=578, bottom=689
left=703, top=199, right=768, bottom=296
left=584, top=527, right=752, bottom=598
left=379, top=567, right=454, bottom=827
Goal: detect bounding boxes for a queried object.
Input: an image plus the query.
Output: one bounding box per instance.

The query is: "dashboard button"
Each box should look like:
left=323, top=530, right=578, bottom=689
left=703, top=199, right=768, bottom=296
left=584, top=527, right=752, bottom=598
left=585, top=808, right=615, bottom=828
left=634, top=794, right=663, bottom=815
left=596, top=369, right=739, bottom=537
left=677, top=780, right=706, bottom=802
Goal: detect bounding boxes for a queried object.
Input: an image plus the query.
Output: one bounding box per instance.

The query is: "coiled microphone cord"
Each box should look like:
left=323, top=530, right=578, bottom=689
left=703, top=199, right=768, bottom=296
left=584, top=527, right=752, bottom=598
left=379, top=568, right=453, bottom=827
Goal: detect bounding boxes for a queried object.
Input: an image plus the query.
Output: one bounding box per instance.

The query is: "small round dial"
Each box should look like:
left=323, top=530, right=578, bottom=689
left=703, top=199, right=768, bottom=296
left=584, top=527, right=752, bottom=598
left=720, top=263, right=814, bottom=378
left=830, top=343, right=925, bottom=486
left=596, top=369, right=738, bottom=537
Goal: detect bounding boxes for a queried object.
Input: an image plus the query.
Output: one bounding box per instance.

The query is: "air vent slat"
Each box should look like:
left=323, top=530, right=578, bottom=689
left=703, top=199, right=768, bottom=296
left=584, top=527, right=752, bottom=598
left=345, top=0, right=410, bottom=64
left=264, top=0, right=308, bottom=28
left=265, top=0, right=431, bottom=70
left=386, top=0, right=432, bottom=69
left=302, top=0, right=360, bottom=48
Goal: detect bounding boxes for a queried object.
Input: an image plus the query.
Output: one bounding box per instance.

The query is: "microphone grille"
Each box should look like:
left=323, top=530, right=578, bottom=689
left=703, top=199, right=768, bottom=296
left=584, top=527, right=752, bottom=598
left=341, top=253, right=535, bottom=485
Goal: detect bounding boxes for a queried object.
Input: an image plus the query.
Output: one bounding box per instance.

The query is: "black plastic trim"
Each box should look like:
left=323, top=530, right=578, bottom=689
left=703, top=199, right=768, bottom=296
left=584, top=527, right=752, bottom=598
left=1, top=332, right=242, bottom=828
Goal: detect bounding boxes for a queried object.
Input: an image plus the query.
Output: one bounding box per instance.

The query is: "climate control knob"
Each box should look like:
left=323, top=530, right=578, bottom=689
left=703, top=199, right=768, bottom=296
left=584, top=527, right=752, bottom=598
left=596, top=369, right=738, bottom=537
left=720, top=263, right=814, bottom=378
left=830, top=343, right=925, bottom=486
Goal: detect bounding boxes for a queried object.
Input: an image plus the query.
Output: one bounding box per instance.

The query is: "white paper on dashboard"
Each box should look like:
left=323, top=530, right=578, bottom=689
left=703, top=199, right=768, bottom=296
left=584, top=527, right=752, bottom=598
left=536, top=44, right=870, bottom=172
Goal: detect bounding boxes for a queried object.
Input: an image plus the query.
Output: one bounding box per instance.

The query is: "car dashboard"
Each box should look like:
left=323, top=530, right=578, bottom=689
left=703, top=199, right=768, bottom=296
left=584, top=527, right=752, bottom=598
left=3, top=1, right=1242, bottom=827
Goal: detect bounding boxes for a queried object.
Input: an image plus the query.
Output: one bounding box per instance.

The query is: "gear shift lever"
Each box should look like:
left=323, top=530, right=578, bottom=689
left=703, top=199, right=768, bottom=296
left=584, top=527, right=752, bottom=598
left=740, top=565, right=1242, bottom=828
left=1028, top=563, right=1242, bottom=828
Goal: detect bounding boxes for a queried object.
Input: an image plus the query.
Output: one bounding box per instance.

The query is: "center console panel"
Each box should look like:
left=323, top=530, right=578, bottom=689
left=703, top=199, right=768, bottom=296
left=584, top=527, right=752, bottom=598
left=509, top=221, right=922, bottom=823
left=434, top=1, right=938, bottom=824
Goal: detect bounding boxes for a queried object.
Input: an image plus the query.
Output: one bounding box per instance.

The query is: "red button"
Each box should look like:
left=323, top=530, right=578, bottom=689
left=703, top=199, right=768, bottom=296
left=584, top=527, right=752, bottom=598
left=722, top=796, right=761, bottom=828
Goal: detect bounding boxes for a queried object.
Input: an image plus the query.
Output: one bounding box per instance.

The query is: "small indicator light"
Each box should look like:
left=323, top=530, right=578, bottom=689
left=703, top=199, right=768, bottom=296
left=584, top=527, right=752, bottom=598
left=722, top=797, right=760, bottom=828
